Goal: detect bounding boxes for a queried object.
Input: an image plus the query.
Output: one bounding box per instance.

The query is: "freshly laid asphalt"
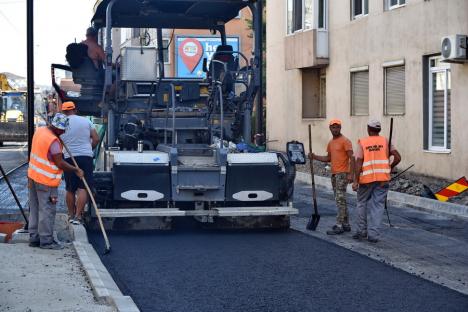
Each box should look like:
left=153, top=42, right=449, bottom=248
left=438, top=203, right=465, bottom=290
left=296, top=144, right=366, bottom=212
left=89, top=223, right=468, bottom=312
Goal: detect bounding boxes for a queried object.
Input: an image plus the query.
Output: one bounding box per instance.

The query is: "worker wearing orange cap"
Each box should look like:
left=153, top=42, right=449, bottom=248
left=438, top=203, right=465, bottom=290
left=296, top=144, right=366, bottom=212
left=60, top=101, right=99, bottom=225
left=309, top=119, right=355, bottom=235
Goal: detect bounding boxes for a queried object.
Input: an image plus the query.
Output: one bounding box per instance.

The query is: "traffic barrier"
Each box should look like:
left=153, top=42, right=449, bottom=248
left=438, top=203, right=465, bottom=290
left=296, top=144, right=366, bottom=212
left=435, top=177, right=468, bottom=202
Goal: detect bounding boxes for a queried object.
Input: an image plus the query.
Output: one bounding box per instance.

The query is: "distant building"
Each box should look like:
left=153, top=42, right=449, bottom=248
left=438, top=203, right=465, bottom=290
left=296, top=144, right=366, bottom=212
left=267, top=0, right=468, bottom=179
left=117, top=7, right=253, bottom=78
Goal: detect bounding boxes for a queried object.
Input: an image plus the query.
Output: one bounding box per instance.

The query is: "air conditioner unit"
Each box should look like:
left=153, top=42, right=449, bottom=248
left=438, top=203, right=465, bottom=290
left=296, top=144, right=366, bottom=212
left=441, top=35, right=467, bottom=63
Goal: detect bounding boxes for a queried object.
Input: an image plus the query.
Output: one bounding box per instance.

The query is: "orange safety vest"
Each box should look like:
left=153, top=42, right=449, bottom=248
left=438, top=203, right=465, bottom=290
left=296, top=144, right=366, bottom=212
left=28, top=127, right=63, bottom=187
left=358, top=136, right=391, bottom=184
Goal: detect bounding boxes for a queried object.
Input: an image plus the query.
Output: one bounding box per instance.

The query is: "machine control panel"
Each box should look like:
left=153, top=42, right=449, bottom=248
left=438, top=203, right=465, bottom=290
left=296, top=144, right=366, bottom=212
left=286, top=141, right=306, bottom=165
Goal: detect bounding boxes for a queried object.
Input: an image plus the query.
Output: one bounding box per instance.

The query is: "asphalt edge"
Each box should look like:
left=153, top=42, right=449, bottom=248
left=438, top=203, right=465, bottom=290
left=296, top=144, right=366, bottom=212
left=69, top=224, right=140, bottom=312
left=296, top=172, right=468, bottom=219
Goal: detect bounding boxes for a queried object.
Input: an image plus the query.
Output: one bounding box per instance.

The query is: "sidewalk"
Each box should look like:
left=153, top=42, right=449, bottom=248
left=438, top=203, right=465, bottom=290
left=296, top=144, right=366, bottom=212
left=0, top=243, right=115, bottom=312
left=0, top=215, right=115, bottom=312
left=293, top=176, right=468, bottom=295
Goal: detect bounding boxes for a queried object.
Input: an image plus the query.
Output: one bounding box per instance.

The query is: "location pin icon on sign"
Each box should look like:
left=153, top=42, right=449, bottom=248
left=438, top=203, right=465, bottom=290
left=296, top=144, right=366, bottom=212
left=179, top=38, right=203, bottom=73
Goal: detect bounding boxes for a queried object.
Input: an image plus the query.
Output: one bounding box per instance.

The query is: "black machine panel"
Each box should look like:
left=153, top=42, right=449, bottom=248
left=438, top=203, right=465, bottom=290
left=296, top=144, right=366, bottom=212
left=226, top=164, right=279, bottom=202
left=112, top=164, right=171, bottom=201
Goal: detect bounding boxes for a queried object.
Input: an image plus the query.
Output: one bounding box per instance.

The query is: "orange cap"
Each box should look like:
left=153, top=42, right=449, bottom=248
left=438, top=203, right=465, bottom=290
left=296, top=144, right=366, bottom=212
left=329, top=119, right=342, bottom=126
left=61, top=101, right=76, bottom=111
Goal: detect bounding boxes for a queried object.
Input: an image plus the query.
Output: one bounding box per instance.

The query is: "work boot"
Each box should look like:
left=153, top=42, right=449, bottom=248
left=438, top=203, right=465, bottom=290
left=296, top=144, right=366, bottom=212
left=367, top=237, right=379, bottom=243
left=28, top=241, right=40, bottom=248
left=40, top=241, right=64, bottom=250
left=326, top=225, right=344, bottom=235
left=352, top=232, right=367, bottom=240
left=343, top=224, right=351, bottom=232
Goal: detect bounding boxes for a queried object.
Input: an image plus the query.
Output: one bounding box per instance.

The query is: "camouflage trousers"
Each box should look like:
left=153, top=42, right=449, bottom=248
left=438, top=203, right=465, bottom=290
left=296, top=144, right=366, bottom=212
left=331, top=173, right=349, bottom=226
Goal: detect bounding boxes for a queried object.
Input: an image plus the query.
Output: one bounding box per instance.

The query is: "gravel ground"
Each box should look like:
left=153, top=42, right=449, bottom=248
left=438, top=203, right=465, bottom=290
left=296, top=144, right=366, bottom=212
left=297, top=160, right=468, bottom=206
left=89, top=225, right=468, bottom=312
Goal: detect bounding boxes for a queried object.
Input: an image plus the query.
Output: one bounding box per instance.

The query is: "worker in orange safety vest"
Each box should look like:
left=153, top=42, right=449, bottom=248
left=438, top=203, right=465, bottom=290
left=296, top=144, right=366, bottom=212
left=28, top=113, right=83, bottom=250
left=352, top=119, right=401, bottom=243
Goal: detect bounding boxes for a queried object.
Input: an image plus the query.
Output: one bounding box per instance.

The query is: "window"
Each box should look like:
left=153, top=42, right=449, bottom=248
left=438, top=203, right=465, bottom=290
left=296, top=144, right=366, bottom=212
left=427, top=57, right=451, bottom=151
left=287, top=0, right=303, bottom=34
left=302, top=69, right=326, bottom=118
left=318, top=0, right=327, bottom=29
left=287, top=0, right=328, bottom=33
left=384, top=65, right=405, bottom=115
left=387, top=0, right=406, bottom=10
left=161, top=39, right=170, bottom=64
left=351, top=69, right=369, bottom=116
left=351, top=0, right=368, bottom=20
left=304, top=0, right=313, bottom=30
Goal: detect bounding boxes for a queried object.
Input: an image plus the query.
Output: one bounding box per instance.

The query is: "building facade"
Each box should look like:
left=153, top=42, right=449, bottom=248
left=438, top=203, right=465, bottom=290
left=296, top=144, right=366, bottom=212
left=267, top=0, right=468, bottom=179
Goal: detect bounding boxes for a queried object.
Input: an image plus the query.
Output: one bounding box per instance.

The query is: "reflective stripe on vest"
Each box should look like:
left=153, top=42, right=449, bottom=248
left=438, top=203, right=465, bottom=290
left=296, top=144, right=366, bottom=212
left=27, top=127, right=63, bottom=187
left=359, top=136, right=391, bottom=184
left=29, top=163, right=62, bottom=180
left=30, top=152, right=59, bottom=170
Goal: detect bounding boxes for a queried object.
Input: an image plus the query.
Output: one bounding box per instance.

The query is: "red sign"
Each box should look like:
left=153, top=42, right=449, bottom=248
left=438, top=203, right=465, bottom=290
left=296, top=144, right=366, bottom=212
left=178, top=38, right=203, bottom=73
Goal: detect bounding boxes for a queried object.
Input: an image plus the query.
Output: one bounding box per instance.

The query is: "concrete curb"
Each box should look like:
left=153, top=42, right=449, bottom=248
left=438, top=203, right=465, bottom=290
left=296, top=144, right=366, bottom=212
left=70, top=224, right=140, bottom=312
left=296, top=172, right=468, bottom=219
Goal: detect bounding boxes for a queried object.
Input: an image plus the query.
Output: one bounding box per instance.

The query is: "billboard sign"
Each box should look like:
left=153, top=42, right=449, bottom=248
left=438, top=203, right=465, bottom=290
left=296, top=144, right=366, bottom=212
left=176, top=36, right=240, bottom=78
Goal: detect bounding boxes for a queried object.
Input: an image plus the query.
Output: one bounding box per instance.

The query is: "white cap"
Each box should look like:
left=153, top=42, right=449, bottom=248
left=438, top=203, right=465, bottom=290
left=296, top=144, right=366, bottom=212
left=367, top=119, right=381, bottom=129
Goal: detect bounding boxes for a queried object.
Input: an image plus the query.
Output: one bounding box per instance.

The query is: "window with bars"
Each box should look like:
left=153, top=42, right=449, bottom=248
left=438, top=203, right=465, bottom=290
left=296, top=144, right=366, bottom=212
left=427, top=57, right=451, bottom=151
left=351, top=70, right=369, bottom=116
left=351, top=0, right=368, bottom=20
left=384, top=65, right=405, bottom=115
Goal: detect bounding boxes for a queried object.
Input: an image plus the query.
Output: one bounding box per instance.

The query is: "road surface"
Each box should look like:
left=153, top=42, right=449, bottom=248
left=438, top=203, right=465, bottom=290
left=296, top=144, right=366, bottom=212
left=88, top=182, right=468, bottom=312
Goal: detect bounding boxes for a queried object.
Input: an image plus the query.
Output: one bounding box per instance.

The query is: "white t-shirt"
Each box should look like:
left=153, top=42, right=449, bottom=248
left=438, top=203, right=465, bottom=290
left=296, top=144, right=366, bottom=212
left=60, top=115, right=95, bottom=158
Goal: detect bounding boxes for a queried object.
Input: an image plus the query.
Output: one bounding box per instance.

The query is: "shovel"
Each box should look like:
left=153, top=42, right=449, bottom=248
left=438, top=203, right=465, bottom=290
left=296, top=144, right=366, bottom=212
left=306, top=124, right=320, bottom=231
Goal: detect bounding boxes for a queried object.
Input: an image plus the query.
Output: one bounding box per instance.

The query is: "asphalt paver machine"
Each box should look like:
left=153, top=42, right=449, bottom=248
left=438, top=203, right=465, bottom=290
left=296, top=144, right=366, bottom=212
left=53, top=0, right=299, bottom=229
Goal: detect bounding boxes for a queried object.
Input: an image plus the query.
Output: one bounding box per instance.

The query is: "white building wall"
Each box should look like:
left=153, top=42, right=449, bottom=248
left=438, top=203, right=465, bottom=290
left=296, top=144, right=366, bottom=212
left=267, top=0, right=468, bottom=179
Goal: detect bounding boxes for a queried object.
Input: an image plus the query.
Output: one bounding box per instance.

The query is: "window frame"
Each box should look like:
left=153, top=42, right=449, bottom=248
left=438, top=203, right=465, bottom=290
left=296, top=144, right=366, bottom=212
left=383, top=63, right=406, bottom=116
left=162, top=38, right=171, bottom=65
left=388, top=0, right=406, bottom=11
left=286, top=0, right=304, bottom=35
left=319, top=74, right=327, bottom=118
left=350, top=67, right=370, bottom=116
left=286, top=0, right=328, bottom=34
left=351, top=0, right=369, bottom=20
left=428, top=56, right=451, bottom=152
left=301, top=69, right=326, bottom=119
left=317, top=0, right=328, bottom=30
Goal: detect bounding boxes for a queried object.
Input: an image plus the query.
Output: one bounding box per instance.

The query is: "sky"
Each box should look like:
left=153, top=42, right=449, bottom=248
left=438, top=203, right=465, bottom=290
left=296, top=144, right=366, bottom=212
left=0, top=0, right=96, bottom=86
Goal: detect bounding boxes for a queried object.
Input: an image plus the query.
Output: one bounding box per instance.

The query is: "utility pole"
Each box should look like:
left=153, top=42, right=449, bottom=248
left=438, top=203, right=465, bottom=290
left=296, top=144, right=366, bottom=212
left=27, top=0, right=34, bottom=157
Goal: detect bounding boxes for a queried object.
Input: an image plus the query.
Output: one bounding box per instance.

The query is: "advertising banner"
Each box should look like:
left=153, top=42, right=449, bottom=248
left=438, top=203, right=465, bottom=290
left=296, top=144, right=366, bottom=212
left=176, top=36, right=240, bottom=78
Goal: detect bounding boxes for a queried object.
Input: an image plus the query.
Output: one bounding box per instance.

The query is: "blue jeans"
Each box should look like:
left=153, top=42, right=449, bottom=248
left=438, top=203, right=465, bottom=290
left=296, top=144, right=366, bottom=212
left=356, top=182, right=389, bottom=239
